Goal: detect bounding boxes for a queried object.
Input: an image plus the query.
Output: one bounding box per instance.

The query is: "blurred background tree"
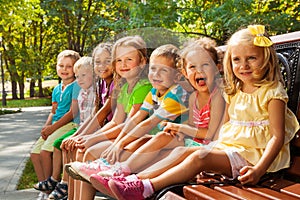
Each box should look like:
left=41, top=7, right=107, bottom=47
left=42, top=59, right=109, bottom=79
left=0, top=0, right=299, bottom=99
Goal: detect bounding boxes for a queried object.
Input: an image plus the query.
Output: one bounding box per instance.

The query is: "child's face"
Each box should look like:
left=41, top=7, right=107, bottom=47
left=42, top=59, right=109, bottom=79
left=184, top=49, right=217, bottom=93
left=115, top=46, right=145, bottom=80
left=75, top=67, right=93, bottom=90
left=148, top=56, right=178, bottom=96
left=94, top=49, right=113, bottom=81
left=231, top=44, right=264, bottom=86
left=56, top=57, right=76, bottom=82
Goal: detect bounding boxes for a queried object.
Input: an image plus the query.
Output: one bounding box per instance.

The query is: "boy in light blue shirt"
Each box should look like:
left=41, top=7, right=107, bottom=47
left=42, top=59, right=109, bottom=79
left=31, top=50, right=81, bottom=199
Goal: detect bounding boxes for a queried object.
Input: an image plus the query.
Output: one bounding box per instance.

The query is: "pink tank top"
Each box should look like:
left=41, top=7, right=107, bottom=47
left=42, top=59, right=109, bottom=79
left=193, top=87, right=217, bottom=144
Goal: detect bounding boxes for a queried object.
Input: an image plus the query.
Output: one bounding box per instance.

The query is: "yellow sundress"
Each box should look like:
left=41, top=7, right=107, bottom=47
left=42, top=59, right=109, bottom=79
left=215, top=83, right=299, bottom=172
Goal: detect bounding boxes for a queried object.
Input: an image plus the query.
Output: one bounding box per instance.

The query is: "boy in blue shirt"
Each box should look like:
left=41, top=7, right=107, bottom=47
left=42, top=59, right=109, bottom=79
left=30, top=50, right=81, bottom=199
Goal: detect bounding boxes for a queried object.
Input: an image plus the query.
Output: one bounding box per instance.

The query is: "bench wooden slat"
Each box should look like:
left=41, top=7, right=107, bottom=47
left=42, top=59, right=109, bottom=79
left=159, top=191, right=187, bottom=200
left=261, top=178, right=296, bottom=190
left=243, top=186, right=299, bottom=200
left=213, top=185, right=269, bottom=200
left=183, top=185, right=237, bottom=200
left=280, top=183, right=300, bottom=199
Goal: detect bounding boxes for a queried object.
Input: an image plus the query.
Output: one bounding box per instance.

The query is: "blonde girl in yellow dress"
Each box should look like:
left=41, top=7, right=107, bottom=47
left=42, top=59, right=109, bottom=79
left=107, top=25, right=300, bottom=200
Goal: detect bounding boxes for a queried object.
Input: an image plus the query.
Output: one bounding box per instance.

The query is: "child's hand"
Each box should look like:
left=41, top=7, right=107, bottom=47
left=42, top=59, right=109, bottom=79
left=75, top=135, right=94, bottom=152
left=41, top=125, right=54, bottom=140
left=61, top=137, right=78, bottom=151
left=101, top=144, right=122, bottom=164
left=176, top=132, right=185, bottom=141
left=237, top=166, right=264, bottom=185
left=162, top=122, right=180, bottom=135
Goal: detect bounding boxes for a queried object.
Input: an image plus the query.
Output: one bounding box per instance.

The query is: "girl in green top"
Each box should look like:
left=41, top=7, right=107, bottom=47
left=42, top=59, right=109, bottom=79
left=67, top=35, right=152, bottom=200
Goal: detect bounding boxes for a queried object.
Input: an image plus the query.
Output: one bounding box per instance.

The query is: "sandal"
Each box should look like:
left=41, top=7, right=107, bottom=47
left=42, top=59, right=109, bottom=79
left=47, top=182, right=68, bottom=200
left=34, top=177, right=58, bottom=192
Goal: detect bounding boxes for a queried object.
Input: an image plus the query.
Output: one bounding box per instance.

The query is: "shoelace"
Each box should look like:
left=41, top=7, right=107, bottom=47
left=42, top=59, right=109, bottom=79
left=104, top=175, right=126, bottom=182
left=123, top=181, right=142, bottom=192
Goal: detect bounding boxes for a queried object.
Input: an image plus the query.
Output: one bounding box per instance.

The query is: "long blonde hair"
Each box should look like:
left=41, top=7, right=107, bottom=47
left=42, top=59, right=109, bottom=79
left=111, top=35, right=148, bottom=95
left=223, top=26, right=283, bottom=95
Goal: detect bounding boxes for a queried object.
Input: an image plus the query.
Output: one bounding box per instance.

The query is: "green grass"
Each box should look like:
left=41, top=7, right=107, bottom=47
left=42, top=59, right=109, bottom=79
left=0, top=97, right=51, bottom=108
left=0, top=97, right=51, bottom=115
left=17, top=159, right=38, bottom=190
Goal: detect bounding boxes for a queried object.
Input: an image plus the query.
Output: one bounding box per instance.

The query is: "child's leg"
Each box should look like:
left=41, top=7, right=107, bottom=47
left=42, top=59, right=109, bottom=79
left=30, top=137, right=45, bottom=181
left=83, top=140, right=112, bottom=161
left=138, top=146, right=199, bottom=179
left=40, top=150, right=53, bottom=179
left=150, top=149, right=232, bottom=191
left=78, top=181, right=96, bottom=200
left=61, top=150, right=70, bottom=182
left=119, top=136, right=152, bottom=161
left=52, top=148, right=62, bottom=181
left=69, top=148, right=83, bottom=200
left=124, top=132, right=184, bottom=173
left=41, top=122, right=77, bottom=179
left=71, top=142, right=111, bottom=200
left=30, top=153, right=44, bottom=181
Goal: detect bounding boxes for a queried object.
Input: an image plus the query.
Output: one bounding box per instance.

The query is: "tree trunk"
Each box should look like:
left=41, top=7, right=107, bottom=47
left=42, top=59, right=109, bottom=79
left=38, top=77, right=44, bottom=97
left=11, top=80, right=18, bottom=99
left=19, top=81, right=25, bottom=99
left=30, top=79, right=35, bottom=97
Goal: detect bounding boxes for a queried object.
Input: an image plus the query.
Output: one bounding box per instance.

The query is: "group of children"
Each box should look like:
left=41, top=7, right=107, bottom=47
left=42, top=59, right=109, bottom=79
left=30, top=25, right=299, bottom=200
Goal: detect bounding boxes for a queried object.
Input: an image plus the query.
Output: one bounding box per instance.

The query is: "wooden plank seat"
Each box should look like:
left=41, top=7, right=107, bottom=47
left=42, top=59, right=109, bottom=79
left=152, top=32, right=300, bottom=200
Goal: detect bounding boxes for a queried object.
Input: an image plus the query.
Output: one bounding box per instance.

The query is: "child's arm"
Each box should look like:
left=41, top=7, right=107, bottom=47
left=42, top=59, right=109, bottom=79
left=73, top=96, right=114, bottom=137
left=44, top=102, right=57, bottom=127
left=205, top=90, right=226, bottom=140
left=101, top=111, right=161, bottom=162
left=238, top=99, right=285, bottom=185
left=73, top=102, right=138, bottom=151
left=115, top=110, right=156, bottom=145
left=98, top=102, right=128, bottom=132
left=163, top=91, right=225, bottom=141
left=41, top=102, right=57, bottom=140
left=41, top=99, right=79, bottom=139
left=74, top=102, right=143, bottom=153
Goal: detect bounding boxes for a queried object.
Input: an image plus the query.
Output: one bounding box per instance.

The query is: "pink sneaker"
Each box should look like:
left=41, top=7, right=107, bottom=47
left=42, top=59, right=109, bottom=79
left=109, top=179, right=145, bottom=200
left=90, top=174, right=126, bottom=198
left=97, top=162, right=131, bottom=177
left=70, top=161, right=110, bottom=182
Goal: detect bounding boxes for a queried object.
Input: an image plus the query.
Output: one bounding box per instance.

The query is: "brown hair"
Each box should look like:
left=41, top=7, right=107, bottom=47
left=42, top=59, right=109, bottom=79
left=57, top=50, right=81, bottom=63
left=150, top=44, right=180, bottom=70
left=179, top=37, right=219, bottom=71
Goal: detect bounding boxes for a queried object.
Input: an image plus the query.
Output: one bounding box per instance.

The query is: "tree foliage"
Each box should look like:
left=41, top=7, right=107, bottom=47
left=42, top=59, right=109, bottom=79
left=0, top=0, right=299, bottom=99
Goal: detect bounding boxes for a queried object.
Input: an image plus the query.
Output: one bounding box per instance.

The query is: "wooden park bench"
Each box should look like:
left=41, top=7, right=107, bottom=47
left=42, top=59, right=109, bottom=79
left=153, top=31, right=300, bottom=200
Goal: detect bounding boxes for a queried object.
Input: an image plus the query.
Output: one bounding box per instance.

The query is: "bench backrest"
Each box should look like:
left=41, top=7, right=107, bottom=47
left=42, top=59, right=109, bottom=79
left=274, top=34, right=300, bottom=179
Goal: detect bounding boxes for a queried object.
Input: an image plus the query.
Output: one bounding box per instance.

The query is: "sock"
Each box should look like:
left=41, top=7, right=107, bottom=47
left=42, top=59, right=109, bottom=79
left=60, top=180, right=68, bottom=185
left=50, top=176, right=58, bottom=182
left=142, top=179, right=154, bottom=198
left=125, top=174, right=138, bottom=181
left=121, top=163, right=131, bottom=175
